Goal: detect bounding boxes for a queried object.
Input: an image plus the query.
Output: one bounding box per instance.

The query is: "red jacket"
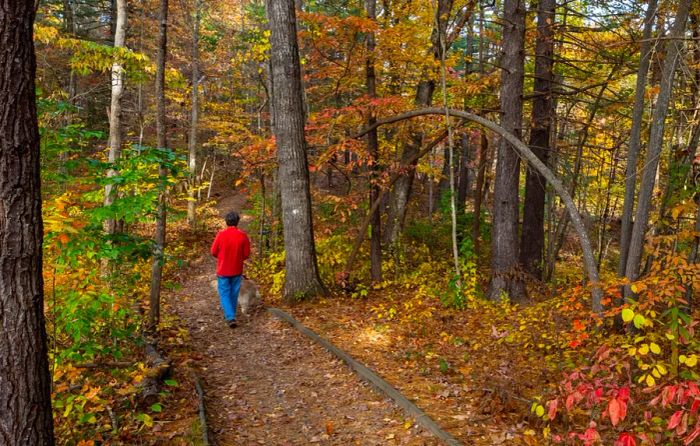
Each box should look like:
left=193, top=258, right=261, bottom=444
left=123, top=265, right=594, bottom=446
left=211, top=227, right=250, bottom=276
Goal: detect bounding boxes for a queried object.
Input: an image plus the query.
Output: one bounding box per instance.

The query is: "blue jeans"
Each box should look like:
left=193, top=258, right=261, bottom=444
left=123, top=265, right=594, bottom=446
left=217, top=275, right=242, bottom=321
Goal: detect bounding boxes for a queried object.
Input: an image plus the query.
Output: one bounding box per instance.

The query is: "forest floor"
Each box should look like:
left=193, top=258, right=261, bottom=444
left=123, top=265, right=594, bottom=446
left=160, top=191, right=460, bottom=445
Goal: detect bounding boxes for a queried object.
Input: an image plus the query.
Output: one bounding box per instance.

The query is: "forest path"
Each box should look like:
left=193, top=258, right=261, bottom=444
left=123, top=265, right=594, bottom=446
left=169, top=191, right=439, bottom=445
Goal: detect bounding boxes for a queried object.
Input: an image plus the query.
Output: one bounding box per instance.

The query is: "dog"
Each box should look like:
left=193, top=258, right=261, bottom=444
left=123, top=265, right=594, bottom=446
left=210, top=277, right=263, bottom=318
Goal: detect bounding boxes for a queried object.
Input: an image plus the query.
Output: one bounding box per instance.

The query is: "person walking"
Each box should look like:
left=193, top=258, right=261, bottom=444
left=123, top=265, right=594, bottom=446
left=211, top=211, right=251, bottom=328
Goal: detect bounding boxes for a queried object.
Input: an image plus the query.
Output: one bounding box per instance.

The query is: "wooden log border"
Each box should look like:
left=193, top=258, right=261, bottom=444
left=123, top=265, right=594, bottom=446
left=268, top=307, right=463, bottom=446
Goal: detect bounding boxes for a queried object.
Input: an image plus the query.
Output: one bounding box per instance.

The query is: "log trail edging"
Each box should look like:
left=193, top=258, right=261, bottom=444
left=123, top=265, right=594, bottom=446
left=268, top=307, right=463, bottom=446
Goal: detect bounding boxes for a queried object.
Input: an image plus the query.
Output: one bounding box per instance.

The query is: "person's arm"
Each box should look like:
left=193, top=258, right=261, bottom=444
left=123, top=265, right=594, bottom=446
left=211, top=233, right=220, bottom=257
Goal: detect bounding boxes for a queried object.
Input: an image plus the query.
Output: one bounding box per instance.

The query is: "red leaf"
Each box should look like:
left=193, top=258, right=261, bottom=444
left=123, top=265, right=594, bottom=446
left=548, top=399, right=558, bottom=420
left=677, top=412, right=689, bottom=436
left=618, top=386, right=631, bottom=402
left=691, top=399, right=700, bottom=415
left=684, top=427, right=700, bottom=445
left=566, top=393, right=575, bottom=411
left=669, top=410, right=684, bottom=430
left=615, top=432, right=636, bottom=446
left=609, top=398, right=626, bottom=426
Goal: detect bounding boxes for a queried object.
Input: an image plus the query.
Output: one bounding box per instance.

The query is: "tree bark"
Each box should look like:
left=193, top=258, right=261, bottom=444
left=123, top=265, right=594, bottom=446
left=0, top=0, right=55, bottom=442
left=519, top=0, right=555, bottom=280
left=618, top=0, right=658, bottom=277
left=266, top=0, right=326, bottom=300
left=365, top=0, right=382, bottom=282
left=104, top=0, right=127, bottom=234
left=149, top=0, right=169, bottom=333
left=187, top=0, right=200, bottom=227
left=624, top=0, right=691, bottom=299
left=489, top=0, right=527, bottom=302
left=471, top=132, right=488, bottom=253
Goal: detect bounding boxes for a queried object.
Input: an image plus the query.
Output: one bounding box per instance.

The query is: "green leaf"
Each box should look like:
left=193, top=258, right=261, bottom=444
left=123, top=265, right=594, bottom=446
left=150, top=403, right=162, bottom=413
left=633, top=314, right=646, bottom=329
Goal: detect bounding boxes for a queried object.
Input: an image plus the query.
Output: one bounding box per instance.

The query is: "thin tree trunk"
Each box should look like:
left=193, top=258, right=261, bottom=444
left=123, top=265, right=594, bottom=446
left=471, top=132, right=488, bottom=253
left=187, top=0, right=200, bottom=227
left=0, top=1, right=55, bottom=442
left=489, top=0, right=527, bottom=303
left=104, top=0, right=127, bottom=234
left=618, top=0, right=658, bottom=277
left=456, top=133, right=470, bottom=214
left=149, top=0, right=169, bottom=334
left=266, top=0, right=326, bottom=300
left=365, top=0, right=382, bottom=282
left=519, top=0, right=555, bottom=280
left=624, top=0, right=691, bottom=299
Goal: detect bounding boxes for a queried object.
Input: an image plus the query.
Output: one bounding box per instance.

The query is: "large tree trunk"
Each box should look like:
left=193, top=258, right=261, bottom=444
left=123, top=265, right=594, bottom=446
left=266, top=0, right=326, bottom=300
left=624, top=0, right=691, bottom=299
left=104, top=0, right=127, bottom=234
left=365, top=0, right=382, bottom=282
left=471, top=132, right=488, bottom=253
left=0, top=1, right=55, bottom=443
left=187, top=0, right=200, bottom=227
left=149, top=0, right=169, bottom=333
left=519, top=0, right=555, bottom=280
left=489, top=0, right=527, bottom=302
left=618, top=0, right=658, bottom=277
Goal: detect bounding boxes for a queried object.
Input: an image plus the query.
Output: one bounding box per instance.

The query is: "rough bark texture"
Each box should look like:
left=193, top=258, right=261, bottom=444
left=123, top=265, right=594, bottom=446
left=104, top=0, right=127, bottom=234
left=365, top=0, right=382, bottom=282
left=266, top=0, right=326, bottom=300
left=0, top=1, right=56, bottom=442
left=618, top=0, right=658, bottom=277
left=149, top=0, right=169, bottom=332
left=519, top=0, right=555, bottom=280
left=489, top=0, right=527, bottom=302
left=624, top=0, right=691, bottom=299
left=187, top=0, right=200, bottom=227
left=471, top=132, right=488, bottom=253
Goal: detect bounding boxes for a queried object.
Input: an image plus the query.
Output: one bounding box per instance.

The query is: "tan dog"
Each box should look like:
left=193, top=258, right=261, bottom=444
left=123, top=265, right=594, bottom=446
left=210, top=278, right=262, bottom=317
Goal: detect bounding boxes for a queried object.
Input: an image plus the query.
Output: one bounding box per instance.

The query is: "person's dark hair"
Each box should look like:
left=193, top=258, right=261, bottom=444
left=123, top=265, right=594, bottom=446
left=225, top=211, right=240, bottom=227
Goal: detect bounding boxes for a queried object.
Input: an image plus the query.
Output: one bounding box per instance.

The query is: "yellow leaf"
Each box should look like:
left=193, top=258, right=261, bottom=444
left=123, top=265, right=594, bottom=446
left=686, top=355, right=698, bottom=367
left=652, top=368, right=661, bottom=379
left=656, top=364, right=668, bottom=375
left=628, top=347, right=637, bottom=356
left=630, top=283, right=639, bottom=293
left=650, top=343, right=661, bottom=355
left=621, top=308, right=634, bottom=322
left=535, top=405, right=545, bottom=417
left=638, top=344, right=650, bottom=355
left=680, top=355, right=688, bottom=364
left=645, top=374, right=656, bottom=387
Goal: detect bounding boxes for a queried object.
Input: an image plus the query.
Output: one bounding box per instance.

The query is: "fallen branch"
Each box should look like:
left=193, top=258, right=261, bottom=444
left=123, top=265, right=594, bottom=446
left=350, top=107, right=603, bottom=313
left=74, top=361, right=133, bottom=369
left=139, top=343, right=171, bottom=403
left=192, top=373, right=210, bottom=446
left=268, top=307, right=463, bottom=446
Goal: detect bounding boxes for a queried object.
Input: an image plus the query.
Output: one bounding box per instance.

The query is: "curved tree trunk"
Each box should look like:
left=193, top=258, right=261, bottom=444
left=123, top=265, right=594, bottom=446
left=0, top=1, right=55, bottom=442
left=104, top=0, right=127, bottom=234
left=266, top=0, right=326, bottom=300
left=351, top=108, right=604, bottom=312
left=624, top=0, right=691, bottom=299
left=489, top=0, right=527, bottom=302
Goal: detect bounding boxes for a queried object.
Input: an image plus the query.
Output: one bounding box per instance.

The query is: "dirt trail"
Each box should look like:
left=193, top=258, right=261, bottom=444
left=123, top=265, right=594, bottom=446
left=170, top=193, right=439, bottom=445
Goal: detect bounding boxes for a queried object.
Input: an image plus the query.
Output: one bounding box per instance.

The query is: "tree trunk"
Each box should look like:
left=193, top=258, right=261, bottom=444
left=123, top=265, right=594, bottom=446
left=624, top=0, right=691, bottom=299
left=266, top=0, right=326, bottom=300
left=149, top=0, right=169, bottom=333
left=456, top=133, right=470, bottom=214
left=365, top=0, right=382, bottom=282
left=104, top=0, right=127, bottom=234
left=618, top=0, right=658, bottom=277
left=519, top=0, right=555, bottom=280
left=489, top=0, right=527, bottom=302
left=0, top=1, right=55, bottom=442
left=187, top=0, right=200, bottom=227
left=471, top=132, right=488, bottom=253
